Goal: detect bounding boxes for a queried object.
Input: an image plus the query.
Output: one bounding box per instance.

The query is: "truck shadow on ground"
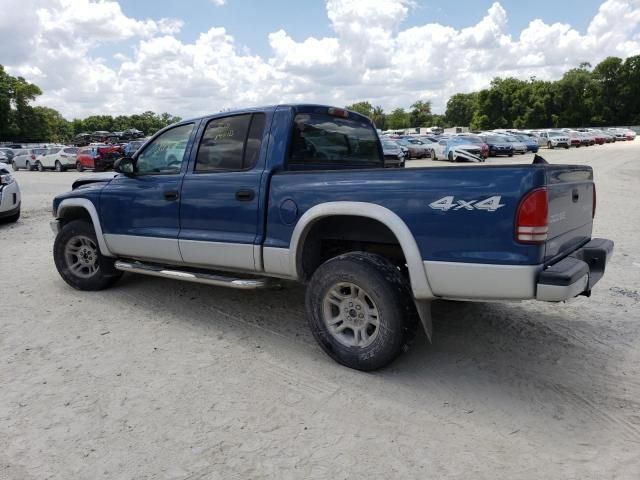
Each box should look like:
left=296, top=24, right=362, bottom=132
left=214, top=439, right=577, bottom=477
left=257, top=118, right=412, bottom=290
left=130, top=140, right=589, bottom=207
left=107, top=274, right=640, bottom=442
left=113, top=274, right=621, bottom=393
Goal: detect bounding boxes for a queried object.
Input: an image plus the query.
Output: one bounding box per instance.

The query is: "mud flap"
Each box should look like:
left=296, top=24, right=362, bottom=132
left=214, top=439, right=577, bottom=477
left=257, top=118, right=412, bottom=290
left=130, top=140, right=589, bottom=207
left=414, top=300, right=433, bottom=343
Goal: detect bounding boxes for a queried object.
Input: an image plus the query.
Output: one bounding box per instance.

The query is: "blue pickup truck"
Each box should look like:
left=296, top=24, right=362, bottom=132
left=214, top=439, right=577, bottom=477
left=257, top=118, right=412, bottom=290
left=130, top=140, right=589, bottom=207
left=51, top=105, right=613, bottom=370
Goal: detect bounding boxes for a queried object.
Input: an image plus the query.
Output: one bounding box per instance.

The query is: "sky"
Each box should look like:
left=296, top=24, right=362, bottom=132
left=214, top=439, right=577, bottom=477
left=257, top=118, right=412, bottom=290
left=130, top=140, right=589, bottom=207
left=1, top=0, right=639, bottom=119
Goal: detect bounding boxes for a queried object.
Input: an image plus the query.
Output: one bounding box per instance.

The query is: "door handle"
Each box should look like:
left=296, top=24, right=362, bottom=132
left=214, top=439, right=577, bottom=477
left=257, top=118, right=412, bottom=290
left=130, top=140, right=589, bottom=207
left=235, top=189, right=255, bottom=201
left=572, top=189, right=579, bottom=203
left=164, top=189, right=179, bottom=201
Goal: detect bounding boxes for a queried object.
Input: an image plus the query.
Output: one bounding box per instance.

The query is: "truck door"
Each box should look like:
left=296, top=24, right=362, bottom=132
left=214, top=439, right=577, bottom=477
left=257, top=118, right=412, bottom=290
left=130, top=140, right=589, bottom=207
left=99, top=122, right=197, bottom=263
left=178, top=113, right=267, bottom=272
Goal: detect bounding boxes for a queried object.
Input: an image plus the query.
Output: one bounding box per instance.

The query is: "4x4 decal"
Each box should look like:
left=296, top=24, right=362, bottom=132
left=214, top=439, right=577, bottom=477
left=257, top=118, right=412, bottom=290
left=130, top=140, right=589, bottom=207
left=429, top=195, right=505, bottom=212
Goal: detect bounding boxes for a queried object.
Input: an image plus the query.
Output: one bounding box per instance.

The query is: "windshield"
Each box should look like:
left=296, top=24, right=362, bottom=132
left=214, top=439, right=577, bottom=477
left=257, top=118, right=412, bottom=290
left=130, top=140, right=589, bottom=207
left=457, top=136, right=482, bottom=144
left=489, top=136, right=508, bottom=142
left=548, top=131, right=564, bottom=137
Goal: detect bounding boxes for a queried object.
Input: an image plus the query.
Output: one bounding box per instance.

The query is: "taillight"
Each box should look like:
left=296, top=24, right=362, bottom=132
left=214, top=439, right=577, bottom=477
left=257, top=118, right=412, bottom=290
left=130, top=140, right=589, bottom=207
left=516, top=187, right=548, bottom=244
left=31, top=154, right=36, bottom=160
left=592, top=184, right=596, bottom=219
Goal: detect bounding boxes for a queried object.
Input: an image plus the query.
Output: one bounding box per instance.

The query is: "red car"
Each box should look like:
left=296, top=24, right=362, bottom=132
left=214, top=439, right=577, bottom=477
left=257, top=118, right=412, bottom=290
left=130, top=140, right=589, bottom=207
left=76, top=144, right=123, bottom=171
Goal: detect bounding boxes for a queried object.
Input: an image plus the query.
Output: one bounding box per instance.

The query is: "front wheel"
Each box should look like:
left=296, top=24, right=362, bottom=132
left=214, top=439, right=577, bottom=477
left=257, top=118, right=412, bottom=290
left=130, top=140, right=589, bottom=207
left=36, top=161, right=44, bottom=172
left=76, top=161, right=84, bottom=172
left=305, top=252, right=418, bottom=371
left=431, top=149, right=437, bottom=160
left=12, top=161, right=18, bottom=171
left=25, top=160, right=32, bottom=171
left=448, top=151, right=455, bottom=162
left=55, top=160, right=64, bottom=172
left=53, top=220, right=122, bottom=291
left=547, top=141, right=553, bottom=149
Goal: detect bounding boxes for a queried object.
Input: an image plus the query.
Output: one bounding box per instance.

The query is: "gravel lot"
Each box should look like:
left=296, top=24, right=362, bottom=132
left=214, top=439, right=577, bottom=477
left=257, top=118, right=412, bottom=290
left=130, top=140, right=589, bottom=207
left=1, top=143, right=639, bottom=479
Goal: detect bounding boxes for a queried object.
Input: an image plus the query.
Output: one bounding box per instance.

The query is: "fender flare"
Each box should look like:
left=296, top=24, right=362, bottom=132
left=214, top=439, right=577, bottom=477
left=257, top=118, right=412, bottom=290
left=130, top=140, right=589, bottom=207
left=56, top=198, right=114, bottom=257
left=290, top=201, right=435, bottom=299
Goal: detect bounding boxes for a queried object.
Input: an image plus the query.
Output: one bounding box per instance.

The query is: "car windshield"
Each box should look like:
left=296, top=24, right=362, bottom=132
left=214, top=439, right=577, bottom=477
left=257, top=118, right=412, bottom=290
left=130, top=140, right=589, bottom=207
left=490, top=136, right=508, bottom=142
left=382, top=141, right=398, bottom=149
left=548, top=131, right=564, bottom=137
left=458, top=136, right=482, bottom=144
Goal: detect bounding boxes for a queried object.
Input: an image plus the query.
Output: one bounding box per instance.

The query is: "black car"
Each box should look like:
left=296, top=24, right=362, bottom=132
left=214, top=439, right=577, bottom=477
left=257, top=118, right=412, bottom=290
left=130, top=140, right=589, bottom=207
left=480, top=135, right=514, bottom=157
left=381, top=139, right=405, bottom=168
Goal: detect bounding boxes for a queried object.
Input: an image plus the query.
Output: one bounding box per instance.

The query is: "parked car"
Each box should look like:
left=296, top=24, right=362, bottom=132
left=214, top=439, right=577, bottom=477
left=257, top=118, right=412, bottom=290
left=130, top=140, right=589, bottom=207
left=10, top=148, right=47, bottom=171
left=381, top=139, right=405, bottom=168
left=439, top=137, right=485, bottom=162
left=479, top=135, right=514, bottom=157
left=123, top=139, right=148, bottom=156
left=504, top=136, right=527, bottom=154
left=0, top=161, right=21, bottom=223
left=511, top=135, right=539, bottom=153
left=76, top=144, right=123, bottom=171
left=606, top=128, right=628, bottom=141
left=0, top=148, right=16, bottom=162
left=454, top=135, right=489, bottom=158
left=537, top=131, right=570, bottom=149
left=50, top=103, right=613, bottom=371
left=37, top=147, right=79, bottom=172
left=395, top=138, right=429, bottom=159
left=577, top=129, right=603, bottom=145
left=0, top=151, right=7, bottom=162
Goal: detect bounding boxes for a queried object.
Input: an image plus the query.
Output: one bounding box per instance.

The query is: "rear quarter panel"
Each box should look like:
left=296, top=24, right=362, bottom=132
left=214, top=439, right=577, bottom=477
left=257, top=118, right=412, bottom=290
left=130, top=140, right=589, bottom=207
left=265, top=166, right=549, bottom=265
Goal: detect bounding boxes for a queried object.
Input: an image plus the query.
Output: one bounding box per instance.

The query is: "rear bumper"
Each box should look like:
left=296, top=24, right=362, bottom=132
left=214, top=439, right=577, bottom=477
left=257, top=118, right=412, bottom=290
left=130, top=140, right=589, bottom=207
left=422, top=238, right=614, bottom=302
left=536, top=238, right=614, bottom=302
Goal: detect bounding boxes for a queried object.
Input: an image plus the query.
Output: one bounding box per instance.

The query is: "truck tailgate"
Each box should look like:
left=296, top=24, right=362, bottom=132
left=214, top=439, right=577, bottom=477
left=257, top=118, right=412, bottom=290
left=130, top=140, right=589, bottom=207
left=545, top=165, right=594, bottom=264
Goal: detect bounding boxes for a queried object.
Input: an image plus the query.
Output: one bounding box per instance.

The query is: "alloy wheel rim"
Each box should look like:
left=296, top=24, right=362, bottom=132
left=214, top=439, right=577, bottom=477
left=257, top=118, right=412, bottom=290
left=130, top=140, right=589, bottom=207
left=322, top=282, right=380, bottom=348
left=64, top=235, right=99, bottom=279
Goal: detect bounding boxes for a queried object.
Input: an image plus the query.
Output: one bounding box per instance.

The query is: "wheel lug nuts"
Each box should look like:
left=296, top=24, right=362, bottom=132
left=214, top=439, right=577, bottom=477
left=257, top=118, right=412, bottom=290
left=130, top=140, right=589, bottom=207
left=359, top=314, right=364, bottom=318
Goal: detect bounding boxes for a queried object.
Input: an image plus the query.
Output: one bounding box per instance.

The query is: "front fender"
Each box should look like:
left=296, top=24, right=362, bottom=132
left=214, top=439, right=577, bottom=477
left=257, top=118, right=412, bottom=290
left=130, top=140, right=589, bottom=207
left=55, top=198, right=114, bottom=257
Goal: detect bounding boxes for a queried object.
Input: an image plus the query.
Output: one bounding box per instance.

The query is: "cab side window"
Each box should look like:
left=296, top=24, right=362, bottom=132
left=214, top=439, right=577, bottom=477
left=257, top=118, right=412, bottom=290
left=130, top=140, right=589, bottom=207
left=195, top=113, right=265, bottom=173
left=136, top=123, right=195, bottom=175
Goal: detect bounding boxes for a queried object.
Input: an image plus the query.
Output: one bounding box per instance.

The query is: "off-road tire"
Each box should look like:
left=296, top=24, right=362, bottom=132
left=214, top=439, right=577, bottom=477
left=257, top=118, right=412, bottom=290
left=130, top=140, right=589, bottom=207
left=306, top=252, right=419, bottom=371
left=53, top=219, right=122, bottom=291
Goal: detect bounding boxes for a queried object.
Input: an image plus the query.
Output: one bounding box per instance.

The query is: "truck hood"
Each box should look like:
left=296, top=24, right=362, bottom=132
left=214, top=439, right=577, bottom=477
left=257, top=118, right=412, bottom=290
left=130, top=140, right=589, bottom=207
left=72, top=172, right=118, bottom=190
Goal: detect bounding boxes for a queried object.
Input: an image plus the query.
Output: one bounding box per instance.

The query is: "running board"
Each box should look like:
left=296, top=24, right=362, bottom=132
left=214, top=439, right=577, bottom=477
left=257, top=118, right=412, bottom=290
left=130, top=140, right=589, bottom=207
left=114, top=261, right=276, bottom=290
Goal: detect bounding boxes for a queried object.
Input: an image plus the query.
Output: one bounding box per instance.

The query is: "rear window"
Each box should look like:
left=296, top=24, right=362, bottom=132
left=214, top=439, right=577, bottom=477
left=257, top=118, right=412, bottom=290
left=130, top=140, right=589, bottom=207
left=288, top=113, right=382, bottom=169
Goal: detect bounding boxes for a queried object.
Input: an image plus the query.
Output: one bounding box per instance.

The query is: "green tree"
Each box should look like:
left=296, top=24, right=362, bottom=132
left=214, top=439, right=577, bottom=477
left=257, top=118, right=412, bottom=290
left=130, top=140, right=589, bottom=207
left=371, top=105, right=386, bottom=129
left=409, top=100, right=432, bottom=127
left=386, top=108, right=410, bottom=129
left=345, top=101, right=374, bottom=118
left=445, top=93, right=477, bottom=127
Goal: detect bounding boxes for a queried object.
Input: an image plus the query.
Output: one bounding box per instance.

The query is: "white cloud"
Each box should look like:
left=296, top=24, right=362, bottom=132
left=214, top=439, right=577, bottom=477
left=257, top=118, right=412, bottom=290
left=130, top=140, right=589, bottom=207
left=2, top=0, right=640, bottom=119
left=210, top=0, right=226, bottom=5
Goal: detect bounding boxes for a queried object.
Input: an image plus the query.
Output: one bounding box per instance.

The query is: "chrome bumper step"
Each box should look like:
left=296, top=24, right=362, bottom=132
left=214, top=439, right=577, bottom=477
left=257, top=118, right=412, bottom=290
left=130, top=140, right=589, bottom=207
left=114, top=261, right=276, bottom=290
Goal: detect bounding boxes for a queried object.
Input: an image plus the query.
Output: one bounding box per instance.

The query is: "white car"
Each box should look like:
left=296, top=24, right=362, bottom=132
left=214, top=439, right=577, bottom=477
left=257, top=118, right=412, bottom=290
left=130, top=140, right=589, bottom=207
left=0, top=162, right=21, bottom=223
left=536, top=131, right=570, bottom=149
left=36, top=146, right=79, bottom=172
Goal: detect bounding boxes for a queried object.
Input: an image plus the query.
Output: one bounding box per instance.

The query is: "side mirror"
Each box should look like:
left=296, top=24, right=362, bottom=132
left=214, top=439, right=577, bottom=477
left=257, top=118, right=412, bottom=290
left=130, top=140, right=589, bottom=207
left=114, top=157, right=135, bottom=176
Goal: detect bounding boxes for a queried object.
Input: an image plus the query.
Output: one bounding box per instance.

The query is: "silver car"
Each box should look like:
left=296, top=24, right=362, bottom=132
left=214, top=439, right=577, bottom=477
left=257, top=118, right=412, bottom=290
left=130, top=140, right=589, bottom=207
left=504, top=135, right=527, bottom=154
left=11, top=148, right=48, bottom=171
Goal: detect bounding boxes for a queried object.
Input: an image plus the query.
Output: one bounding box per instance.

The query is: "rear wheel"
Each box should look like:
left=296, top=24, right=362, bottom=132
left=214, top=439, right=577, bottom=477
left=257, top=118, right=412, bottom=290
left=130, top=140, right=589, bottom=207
left=306, top=252, right=418, bottom=371
left=12, top=161, right=18, bottom=171
left=76, top=161, right=84, bottom=172
left=53, top=220, right=122, bottom=291
left=55, top=160, right=64, bottom=172
left=25, top=160, right=32, bottom=171
left=448, top=151, right=455, bottom=162
left=1, top=209, right=20, bottom=223
left=431, top=149, right=437, bottom=160
left=36, top=161, right=44, bottom=172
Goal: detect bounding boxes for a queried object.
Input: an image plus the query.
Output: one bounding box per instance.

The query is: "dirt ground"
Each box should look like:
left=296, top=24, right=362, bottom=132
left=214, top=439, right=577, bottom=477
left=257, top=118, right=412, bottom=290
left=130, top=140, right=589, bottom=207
left=1, top=142, right=639, bottom=479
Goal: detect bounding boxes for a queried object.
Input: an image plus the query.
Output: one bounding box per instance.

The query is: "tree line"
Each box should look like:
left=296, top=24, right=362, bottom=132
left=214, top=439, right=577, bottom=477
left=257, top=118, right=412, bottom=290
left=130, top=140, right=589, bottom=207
left=0, top=65, right=181, bottom=143
left=3, top=55, right=639, bottom=142
left=348, top=55, right=640, bottom=131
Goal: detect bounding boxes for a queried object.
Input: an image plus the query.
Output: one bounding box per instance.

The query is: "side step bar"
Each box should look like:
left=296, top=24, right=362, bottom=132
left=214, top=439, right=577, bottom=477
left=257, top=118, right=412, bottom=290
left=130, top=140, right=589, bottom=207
left=114, top=261, right=276, bottom=290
